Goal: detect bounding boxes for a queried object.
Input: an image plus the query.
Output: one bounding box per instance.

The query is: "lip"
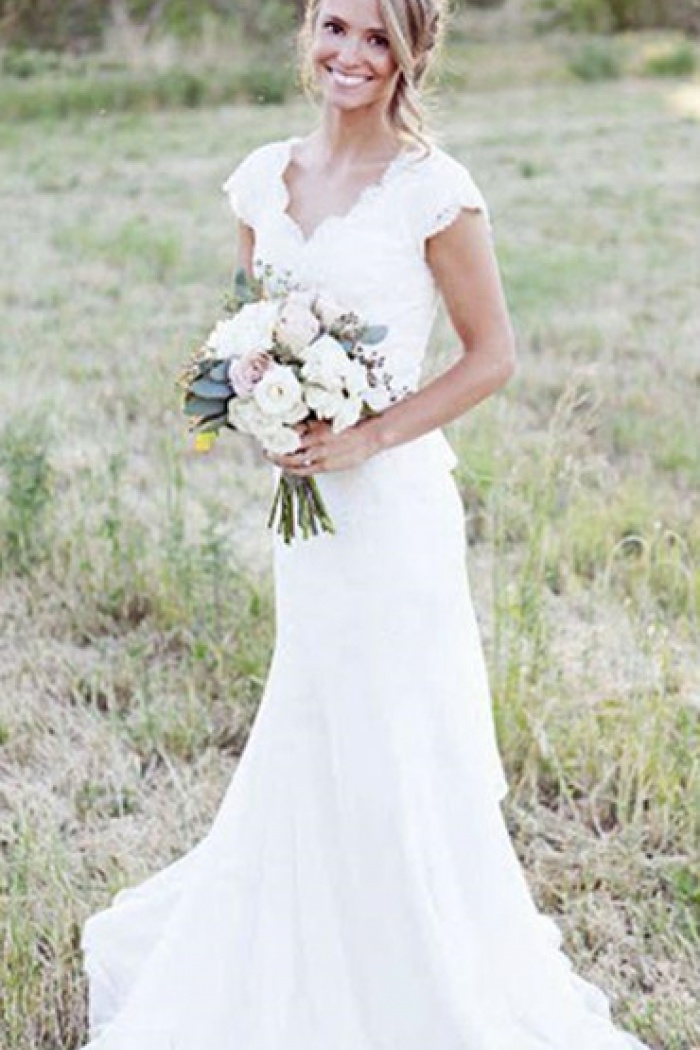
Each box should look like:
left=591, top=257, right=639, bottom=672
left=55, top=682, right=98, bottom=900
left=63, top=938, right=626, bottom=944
left=325, top=65, right=373, bottom=86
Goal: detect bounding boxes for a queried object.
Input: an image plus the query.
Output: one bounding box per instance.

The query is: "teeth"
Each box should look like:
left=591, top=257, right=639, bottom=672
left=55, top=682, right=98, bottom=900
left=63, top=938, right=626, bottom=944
left=330, top=69, right=369, bottom=87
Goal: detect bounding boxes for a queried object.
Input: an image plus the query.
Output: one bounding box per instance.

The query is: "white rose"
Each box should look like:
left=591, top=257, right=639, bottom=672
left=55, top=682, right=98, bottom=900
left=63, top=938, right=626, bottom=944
left=275, top=298, right=320, bottom=355
left=363, top=384, right=392, bottom=412
left=301, top=334, right=349, bottom=385
left=315, top=291, right=349, bottom=328
left=287, top=289, right=316, bottom=311
left=207, top=300, right=279, bottom=359
left=332, top=395, right=363, bottom=433
left=253, top=364, right=305, bottom=421
left=283, top=397, right=308, bottom=424
left=304, top=384, right=347, bottom=420
left=342, top=358, right=370, bottom=398
left=228, top=397, right=269, bottom=436
left=260, top=425, right=302, bottom=456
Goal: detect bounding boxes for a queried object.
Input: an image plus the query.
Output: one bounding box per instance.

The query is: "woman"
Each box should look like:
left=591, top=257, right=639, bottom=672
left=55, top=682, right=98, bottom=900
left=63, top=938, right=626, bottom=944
left=79, top=2, right=651, bottom=1047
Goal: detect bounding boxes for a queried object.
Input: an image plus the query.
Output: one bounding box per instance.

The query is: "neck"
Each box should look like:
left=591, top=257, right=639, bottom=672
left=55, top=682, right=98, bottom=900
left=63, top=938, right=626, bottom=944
left=314, top=102, right=402, bottom=163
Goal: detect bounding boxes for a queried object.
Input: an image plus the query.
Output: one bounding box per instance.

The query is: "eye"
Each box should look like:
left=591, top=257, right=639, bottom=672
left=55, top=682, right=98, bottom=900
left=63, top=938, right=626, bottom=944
left=369, top=33, right=390, bottom=49
left=322, top=19, right=343, bottom=35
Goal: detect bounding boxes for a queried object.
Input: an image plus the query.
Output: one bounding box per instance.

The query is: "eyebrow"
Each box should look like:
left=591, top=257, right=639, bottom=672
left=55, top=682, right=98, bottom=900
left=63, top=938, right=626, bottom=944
left=322, top=13, right=388, bottom=34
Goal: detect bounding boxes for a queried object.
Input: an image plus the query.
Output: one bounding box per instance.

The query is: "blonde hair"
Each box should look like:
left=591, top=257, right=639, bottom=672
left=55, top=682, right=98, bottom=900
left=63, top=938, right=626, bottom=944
left=297, top=0, right=448, bottom=153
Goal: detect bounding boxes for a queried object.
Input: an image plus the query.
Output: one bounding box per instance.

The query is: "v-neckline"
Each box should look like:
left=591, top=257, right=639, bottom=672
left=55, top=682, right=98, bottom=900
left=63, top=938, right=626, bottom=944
left=277, top=135, right=419, bottom=247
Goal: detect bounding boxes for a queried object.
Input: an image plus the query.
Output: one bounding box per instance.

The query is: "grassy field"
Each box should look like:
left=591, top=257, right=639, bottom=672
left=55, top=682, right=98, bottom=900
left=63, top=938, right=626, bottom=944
left=1, top=40, right=699, bottom=1050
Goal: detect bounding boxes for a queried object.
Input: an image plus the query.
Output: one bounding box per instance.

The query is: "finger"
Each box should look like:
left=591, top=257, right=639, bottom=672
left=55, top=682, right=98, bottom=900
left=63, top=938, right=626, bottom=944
left=290, top=463, right=323, bottom=477
left=297, top=434, right=326, bottom=452
left=295, top=449, right=328, bottom=475
left=268, top=452, right=300, bottom=468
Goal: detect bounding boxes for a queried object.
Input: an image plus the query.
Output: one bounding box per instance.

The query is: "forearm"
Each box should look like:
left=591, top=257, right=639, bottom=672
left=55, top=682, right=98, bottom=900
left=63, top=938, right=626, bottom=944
left=367, top=339, right=516, bottom=454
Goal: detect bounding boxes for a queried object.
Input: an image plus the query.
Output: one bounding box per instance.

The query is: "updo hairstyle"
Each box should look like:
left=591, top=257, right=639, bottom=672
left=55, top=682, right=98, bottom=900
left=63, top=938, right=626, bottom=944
left=297, top=0, right=449, bottom=151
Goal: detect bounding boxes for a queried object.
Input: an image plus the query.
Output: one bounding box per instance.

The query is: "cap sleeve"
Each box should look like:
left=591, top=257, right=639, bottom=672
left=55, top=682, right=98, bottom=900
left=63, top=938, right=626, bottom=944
left=415, top=150, right=493, bottom=246
left=221, top=143, right=275, bottom=228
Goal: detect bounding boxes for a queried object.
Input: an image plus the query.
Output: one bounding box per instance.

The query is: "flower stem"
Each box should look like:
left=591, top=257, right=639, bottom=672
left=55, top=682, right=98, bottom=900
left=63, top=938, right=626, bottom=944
left=267, top=472, right=336, bottom=543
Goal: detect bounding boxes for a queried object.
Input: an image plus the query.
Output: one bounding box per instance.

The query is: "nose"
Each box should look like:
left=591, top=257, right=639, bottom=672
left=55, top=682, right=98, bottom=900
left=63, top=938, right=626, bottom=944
left=336, top=34, right=365, bottom=68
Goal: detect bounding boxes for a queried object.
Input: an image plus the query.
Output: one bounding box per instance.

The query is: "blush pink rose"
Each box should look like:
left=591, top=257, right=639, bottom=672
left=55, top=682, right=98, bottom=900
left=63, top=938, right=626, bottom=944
left=228, top=350, right=273, bottom=397
left=275, top=298, right=320, bottom=354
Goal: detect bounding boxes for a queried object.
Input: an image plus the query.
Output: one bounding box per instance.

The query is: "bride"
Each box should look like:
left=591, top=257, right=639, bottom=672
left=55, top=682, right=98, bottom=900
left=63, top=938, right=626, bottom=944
left=79, top=1, right=652, bottom=1047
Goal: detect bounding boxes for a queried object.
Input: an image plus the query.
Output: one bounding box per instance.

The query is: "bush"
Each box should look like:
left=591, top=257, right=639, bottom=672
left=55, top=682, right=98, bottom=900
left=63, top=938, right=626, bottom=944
left=237, top=66, right=293, bottom=105
left=0, top=0, right=110, bottom=51
left=0, top=1, right=301, bottom=51
left=568, top=38, right=623, bottom=77
left=642, top=38, right=697, bottom=72
left=0, top=414, right=55, bottom=574
left=535, top=0, right=700, bottom=34
left=1, top=46, right=63, bottom=76
left=0, top=63, right=294, bottom=120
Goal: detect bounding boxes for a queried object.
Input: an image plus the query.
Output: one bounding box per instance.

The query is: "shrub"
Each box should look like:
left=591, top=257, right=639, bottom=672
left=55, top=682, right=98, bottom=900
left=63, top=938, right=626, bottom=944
left=0, top=1, right=301, bottom=51
left=0, top=413, right=55, bottom=574
left=642, top=38, right=697, bottom=73
left=534, top=0, right=700, bottom=34
left=0, top=0, right=110, bottom=51
left=238, top=65, right=293, bottom=105
left=0, top=64, right=292, bottom=120
left=568, top=38, right=623, bottom=78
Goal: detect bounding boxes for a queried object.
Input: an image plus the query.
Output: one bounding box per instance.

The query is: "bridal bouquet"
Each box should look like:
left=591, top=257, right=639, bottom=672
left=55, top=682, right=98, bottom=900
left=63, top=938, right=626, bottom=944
left=177, top=268, right=407, bottom=543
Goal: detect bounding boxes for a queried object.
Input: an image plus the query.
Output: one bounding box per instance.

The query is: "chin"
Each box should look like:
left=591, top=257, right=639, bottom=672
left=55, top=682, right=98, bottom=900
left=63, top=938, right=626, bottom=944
left=324, top=94, right=377, bottom=112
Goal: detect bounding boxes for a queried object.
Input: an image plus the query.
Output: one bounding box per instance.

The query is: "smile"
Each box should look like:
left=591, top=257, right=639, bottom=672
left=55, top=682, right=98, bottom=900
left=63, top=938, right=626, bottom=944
left=326, top=66, right=372, bottom=88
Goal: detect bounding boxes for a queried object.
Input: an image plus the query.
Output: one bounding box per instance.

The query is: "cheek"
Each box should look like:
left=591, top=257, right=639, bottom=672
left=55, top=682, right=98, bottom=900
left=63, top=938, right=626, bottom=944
left=367, top=44, right=398, bottom=81
left=310, top=38, right=331, bottom=67
left=373, top=49, right=398, bottom=80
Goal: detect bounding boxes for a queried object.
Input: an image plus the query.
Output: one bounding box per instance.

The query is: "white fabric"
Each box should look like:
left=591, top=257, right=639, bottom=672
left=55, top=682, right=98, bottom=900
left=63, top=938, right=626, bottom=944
left=79, top=136, right=650, bottom=1050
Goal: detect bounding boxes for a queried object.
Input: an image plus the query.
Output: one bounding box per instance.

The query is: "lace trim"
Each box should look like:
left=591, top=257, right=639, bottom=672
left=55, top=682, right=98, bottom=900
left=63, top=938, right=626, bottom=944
left=428, top=200, right=489, bottom=240
left=276, top=136, right=424, bottom=246
left=222, top=143, right=278, bottom=227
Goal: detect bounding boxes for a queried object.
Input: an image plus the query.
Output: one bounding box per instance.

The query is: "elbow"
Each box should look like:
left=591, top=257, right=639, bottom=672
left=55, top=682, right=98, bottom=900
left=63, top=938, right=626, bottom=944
left=500, top=345, right=518, bottom=386
left=493, top=335, right=518, bottom=391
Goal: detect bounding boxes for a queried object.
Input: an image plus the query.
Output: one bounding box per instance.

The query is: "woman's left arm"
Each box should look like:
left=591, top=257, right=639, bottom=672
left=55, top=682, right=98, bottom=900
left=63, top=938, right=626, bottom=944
left=269, top=210, right=517, bottom=475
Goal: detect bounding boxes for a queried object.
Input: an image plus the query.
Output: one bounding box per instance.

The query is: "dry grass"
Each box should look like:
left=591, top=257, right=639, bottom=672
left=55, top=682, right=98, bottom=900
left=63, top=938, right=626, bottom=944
left=0, top=65, right=699, bottom=1050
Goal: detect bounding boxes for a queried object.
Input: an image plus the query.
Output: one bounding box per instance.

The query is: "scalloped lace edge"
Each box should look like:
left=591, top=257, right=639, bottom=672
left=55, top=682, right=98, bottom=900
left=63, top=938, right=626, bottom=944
left=427, top=200, right=491, bottom=240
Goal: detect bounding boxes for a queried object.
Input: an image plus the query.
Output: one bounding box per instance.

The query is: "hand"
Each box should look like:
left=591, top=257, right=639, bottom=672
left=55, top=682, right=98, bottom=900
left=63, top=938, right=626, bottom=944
left=263, top=417, right=382, bottom=476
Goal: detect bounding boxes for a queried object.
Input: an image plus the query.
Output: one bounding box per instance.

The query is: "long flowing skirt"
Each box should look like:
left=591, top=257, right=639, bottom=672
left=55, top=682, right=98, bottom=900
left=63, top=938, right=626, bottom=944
left=80, top=430, right=649, bottom=1050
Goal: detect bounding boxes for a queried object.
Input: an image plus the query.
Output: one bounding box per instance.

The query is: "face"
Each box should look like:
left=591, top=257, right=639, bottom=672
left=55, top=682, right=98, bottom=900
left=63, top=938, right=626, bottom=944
left=310, top=0, right=400, bottom=113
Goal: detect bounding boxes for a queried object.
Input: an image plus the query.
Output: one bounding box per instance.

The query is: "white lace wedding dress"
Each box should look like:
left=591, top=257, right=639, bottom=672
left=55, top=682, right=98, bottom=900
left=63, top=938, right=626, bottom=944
left=79, top=137, right=650, bottom=1050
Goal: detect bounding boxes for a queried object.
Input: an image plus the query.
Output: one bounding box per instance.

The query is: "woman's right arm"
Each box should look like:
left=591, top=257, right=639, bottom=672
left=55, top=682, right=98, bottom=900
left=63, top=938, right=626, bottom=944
left=237, top=221, right=255, bottom=278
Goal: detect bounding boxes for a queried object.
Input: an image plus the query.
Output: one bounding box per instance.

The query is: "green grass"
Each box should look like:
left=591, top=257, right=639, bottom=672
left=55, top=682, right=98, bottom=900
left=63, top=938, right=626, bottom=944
left=0, top=65, right=294, bottom=120
left=1, top=39, right=699, bottom=1050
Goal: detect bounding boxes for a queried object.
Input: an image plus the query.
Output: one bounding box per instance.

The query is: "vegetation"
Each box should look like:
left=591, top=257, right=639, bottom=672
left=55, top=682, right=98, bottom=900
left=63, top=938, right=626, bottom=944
left=0, top=0, right=698, bottom=55
left=535, top=0, right=700, bottom=34
left=0, top=11, right=699, bottom=1050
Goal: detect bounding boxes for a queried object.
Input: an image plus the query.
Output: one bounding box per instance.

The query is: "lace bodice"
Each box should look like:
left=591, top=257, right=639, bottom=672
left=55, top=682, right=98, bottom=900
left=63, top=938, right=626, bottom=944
left=222, top=136, right=491, bottom=394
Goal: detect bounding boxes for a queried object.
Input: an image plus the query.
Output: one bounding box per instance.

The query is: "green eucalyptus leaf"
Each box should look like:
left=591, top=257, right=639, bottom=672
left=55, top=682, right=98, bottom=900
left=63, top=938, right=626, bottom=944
left=184, top=396, right=227, bottom=417
left=190, top=377, right=232, bottom=399
left=234, top=267, right=255, bottom=303
left=360, top=324, right=388, bottom=345
left=208, top=361, right=229, bottom=383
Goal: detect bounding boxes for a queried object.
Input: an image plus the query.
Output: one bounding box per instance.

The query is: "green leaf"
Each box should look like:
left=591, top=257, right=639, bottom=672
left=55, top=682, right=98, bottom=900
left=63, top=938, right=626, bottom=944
left=234, top=267, right=255, bottom=303
left=184, top=396, right=227, bottom=417
left=195, top=413, right=228, bottom=433
left=189, top=377, right=231, bottom=399
left=360, top=324, right=388, bottom=345
left=208, top=361, right=229, bottom=383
